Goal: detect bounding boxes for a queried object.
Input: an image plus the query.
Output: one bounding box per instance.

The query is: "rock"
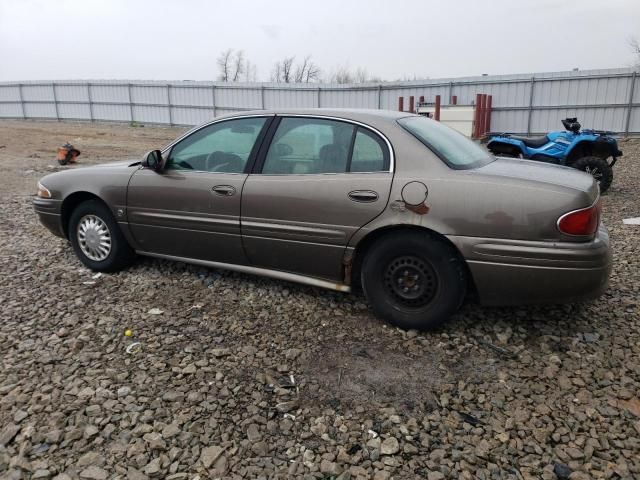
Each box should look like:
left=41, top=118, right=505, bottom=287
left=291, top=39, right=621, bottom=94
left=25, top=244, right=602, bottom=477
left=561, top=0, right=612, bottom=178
left=162, top=391, right=184, bottom=402
left=373, top=470, right=391, bottom=480
left=275, top=401, right=298, bottom=413
left=85, top=405, right=101, bottom=416
left=380, top=437, right=400, bottom=455
left=127, top=467, right=149, bottom=480
left=13, top=410, right=28, bottom=423
left=143, top=432, right=166, bottom=450
left=182, top=364, right=196, bottom=374
left=553, top=463, right=572, bottom=480
left=0, top=424, right=20, bottom=446
left=284, top=348, right=301, bottom=359
left=32, top=469, right=51, bottom=479
left=210, top=348, right=230, bottom=357
left=251, top=441, right=269, bottom=456
left=117, top=386, right=131, bottom=397
left=77, top=387, right=95, bottom=399
left=161, top=424, right=181, bottom=439
left=246, top=424, right=261, bottom=442
left=44, top=429, right=63, bottom=444
left=52, top=474, right=72, bottom=480
left=79, top=466, right=108, bottom=480
left=143, top=458, right=162, bottom=476
left=320, top=459, right=340, bottom=475
left=76, top=452, right=105, bottom=468
left=565, top=447, right=584, bottom=460
left=200, top=446, right=225, bottom=468
left=427, top=472, right=445, bottom=480
left=568, top=473, right=591, bottom=480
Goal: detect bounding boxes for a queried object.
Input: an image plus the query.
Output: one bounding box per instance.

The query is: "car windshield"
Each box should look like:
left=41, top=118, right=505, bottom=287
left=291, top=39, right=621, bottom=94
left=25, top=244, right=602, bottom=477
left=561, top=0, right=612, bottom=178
left=398, top=116, right=494, bottom=170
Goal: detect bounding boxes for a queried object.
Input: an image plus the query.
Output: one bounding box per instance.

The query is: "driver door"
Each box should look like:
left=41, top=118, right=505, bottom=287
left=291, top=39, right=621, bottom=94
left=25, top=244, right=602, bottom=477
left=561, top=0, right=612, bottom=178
left=126, top=116, right=271, bottom=264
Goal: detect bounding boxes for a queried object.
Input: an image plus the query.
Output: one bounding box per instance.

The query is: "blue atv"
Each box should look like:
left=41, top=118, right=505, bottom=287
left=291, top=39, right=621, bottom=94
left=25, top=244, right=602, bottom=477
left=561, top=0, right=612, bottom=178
left=486, top=118, right=622, bottom=193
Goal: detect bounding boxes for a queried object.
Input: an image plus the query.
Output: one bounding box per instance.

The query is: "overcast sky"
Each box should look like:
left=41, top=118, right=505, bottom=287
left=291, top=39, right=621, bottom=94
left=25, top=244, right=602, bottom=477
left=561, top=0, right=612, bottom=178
left=1, top=0, right=639, bottom=82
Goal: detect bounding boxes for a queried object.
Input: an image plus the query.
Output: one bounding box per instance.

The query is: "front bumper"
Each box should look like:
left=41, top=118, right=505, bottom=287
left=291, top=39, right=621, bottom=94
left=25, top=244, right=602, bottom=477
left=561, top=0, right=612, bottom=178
left=449, top=226, right=611, bottom=306
left=33, top=197, right=65, bottom=238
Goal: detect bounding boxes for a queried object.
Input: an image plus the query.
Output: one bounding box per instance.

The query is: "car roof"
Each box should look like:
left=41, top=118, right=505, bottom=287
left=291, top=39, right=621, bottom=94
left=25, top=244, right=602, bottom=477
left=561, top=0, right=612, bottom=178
left=218, top=108, right=416, bottom=124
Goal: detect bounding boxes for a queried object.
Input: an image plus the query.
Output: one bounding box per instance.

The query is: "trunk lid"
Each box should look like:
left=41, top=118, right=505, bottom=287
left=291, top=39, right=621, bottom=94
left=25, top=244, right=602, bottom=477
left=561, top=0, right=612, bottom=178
left=476, top=157, right=598, bottom=201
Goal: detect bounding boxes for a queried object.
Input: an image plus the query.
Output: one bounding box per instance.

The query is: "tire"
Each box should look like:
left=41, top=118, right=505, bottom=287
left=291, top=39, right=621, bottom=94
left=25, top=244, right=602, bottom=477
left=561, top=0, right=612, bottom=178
left=572, top=156, right=613, bottom=193
left=360, top=231, right=467, bottom=331
left=68, top=199, right=135, bottom=272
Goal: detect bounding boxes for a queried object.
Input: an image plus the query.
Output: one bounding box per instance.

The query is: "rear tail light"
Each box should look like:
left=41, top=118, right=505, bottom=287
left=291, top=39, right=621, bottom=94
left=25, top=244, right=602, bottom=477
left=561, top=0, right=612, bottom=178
left=557, top=200, right=601, bottom=236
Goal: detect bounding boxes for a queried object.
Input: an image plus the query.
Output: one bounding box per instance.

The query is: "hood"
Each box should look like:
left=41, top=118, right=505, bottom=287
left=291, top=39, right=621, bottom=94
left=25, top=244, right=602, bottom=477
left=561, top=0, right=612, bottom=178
left=88, top=159, right=141, bottom=168
left=475, top=157, right=598, bottom=198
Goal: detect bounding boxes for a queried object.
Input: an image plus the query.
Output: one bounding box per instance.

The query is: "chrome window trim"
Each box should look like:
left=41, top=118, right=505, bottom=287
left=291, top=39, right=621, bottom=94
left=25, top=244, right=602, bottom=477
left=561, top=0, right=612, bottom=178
left=160, top=114, right=273, bottom=155
left=160, top=113, right=395, bottom=174
left=270, top=114, right=394, bottom=173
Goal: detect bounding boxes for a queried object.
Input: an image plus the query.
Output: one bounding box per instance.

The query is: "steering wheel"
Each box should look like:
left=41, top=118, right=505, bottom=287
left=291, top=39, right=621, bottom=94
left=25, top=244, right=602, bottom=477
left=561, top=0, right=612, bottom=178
left=177, top=160, right=194, bottom=170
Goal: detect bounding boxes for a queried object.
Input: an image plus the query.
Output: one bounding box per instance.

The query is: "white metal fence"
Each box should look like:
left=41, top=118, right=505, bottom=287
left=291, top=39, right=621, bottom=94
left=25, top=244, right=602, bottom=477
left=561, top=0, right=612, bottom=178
left=0, top=67, right=638, bottom=135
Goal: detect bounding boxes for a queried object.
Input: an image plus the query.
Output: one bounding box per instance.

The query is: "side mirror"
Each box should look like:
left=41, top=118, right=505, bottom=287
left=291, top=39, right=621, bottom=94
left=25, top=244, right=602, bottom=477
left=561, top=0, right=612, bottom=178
left=142, top=150, right=164, bottom=172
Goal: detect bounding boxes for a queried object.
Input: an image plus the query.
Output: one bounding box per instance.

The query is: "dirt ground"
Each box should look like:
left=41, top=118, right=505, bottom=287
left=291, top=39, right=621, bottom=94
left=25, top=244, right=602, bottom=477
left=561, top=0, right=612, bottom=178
left=0, top=120, right=638, bottom=480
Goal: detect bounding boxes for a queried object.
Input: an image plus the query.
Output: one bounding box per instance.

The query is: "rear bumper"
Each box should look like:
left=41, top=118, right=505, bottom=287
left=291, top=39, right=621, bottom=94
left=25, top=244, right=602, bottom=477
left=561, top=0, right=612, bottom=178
left=449, top=226, right=611, bottom=305
left=33, top=198, right=65, bottom=238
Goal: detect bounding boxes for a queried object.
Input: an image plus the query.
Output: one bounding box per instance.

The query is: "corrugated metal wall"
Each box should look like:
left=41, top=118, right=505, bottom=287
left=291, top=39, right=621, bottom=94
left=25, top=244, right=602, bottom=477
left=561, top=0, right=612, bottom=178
left=0, top=68, right=638, bottom=134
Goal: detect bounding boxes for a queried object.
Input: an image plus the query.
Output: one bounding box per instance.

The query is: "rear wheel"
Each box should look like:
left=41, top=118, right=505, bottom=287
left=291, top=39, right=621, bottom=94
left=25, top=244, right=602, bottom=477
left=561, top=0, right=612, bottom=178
left=361, top=232, right=467, bottom=331
left=572, top=156, right=613, bottom=193
left=69, top=200, right=135, bottom=272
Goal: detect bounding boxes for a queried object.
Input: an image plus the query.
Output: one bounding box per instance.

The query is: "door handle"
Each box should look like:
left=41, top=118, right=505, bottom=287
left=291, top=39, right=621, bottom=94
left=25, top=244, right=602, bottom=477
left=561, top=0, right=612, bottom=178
left=348, top=190, right=379, bottom=203
left=212, top=185, right=236, bottom=196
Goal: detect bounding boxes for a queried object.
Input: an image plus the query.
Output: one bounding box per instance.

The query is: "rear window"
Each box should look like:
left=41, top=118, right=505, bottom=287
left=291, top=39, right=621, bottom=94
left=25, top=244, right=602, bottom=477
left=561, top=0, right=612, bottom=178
left=398, top=116, right=494, bottom=170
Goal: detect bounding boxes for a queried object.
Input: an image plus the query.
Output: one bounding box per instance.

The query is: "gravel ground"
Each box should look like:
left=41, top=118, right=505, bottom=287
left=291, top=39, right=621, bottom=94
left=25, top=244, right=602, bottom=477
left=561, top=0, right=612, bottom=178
left=0, top=120, right=639, bottom=480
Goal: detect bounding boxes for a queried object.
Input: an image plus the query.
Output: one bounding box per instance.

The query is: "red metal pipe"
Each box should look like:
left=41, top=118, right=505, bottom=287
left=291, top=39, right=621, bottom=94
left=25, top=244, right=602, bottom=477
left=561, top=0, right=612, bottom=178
left=479, top=94, right=487, bottom=137
left=398, top=96, right=404, bottom=112
left=451, top=95, right=457, bottom=105
left=434, top=95, right=441, bottom=121
left=474, top=93, right=482, bottom=138
left=484, top=95, right=492, bottom=135
left=409, top=96, right=415, bottom=113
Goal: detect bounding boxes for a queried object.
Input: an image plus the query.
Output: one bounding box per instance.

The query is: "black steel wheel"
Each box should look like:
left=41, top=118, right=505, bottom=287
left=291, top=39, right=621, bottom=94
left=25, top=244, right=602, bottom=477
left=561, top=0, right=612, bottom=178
left=361, top=231, right=467, bottom=331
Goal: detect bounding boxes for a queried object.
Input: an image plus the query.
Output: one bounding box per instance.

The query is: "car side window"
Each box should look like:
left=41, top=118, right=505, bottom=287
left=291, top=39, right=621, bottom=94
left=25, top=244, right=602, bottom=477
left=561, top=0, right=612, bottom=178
left=262, top=118, right=354, bottom=174
left=167, top=117, right=267, bottom=173
left=350, top=128, right=389, bottom=172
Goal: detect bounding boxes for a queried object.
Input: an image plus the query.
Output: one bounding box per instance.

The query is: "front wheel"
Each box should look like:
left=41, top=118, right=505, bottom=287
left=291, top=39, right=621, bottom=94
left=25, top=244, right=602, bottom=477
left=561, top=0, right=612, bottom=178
left=360, top=232, right=467, bottom=331
left=69, top=200, right=136, bottom=272
left=572, top=156, right=613, bottom=193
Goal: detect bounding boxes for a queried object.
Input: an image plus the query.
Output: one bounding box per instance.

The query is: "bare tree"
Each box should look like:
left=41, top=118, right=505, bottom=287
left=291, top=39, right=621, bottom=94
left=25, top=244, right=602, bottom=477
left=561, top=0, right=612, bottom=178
left=294, top=56, right=309, bottom=83
left=282, top=56, right=295, bottom=83
left=293, top=55, right=321, bottom=83
left=305, top=62, right=321, bottom=83
left=216, top=49, right=234, bottom=81
left=231, top=50, right=245, bottom=82
left=330, top=66, right=354, bottom=84
left=271, top=56, right=296, bottom=83
left=354, top=67, right=369, bottom=83
left=244, top=60, right=257, bottom=82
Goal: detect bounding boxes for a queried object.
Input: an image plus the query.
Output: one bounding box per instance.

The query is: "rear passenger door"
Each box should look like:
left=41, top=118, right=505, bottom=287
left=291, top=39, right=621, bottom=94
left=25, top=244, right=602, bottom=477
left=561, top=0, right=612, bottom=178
left=240, top=116, right=393, bottom=281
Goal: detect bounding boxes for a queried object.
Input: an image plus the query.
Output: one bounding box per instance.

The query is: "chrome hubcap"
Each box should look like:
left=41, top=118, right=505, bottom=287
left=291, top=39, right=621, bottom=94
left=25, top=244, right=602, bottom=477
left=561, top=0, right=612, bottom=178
left=77, top=215, right=111, bottom=261
left=384, top=256, right=438, bottom=307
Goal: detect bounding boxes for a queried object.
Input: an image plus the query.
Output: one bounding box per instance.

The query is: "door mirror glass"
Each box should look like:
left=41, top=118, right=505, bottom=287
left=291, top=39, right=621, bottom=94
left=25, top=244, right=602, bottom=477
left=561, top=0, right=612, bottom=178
left=142, top=150, right=164, bottom=172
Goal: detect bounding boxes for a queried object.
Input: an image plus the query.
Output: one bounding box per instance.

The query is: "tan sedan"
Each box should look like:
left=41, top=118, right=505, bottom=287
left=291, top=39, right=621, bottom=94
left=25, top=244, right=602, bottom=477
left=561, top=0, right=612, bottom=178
left=34, top=109, right=611, bottom=330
